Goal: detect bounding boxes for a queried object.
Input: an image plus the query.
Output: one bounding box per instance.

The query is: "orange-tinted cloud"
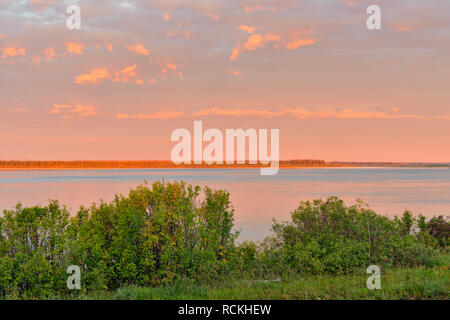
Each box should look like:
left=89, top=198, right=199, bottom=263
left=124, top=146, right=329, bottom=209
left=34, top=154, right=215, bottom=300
left=64, top=42, right=84, bottom=55
left=340, top=0, right=368, bottom=6
left=2, top=46, right=26, bottom=58
left=71, top=103, right=97, bottom=117
left=193, top=107, right=281, bottom=117
left=237, top=25, right=256, bottom=34
left=74, top=68, right=111, bottom=85
left=165, top=30, right=192, bottom=39
left=32, top=56, right=41, bottom=66
left=230, top=33, right=280, bottom=60
left=226, top=69, right=241, bottom=76
left=116, top=111, right=184, bottom=120
left=192, top=107, right=427, bottom=119
left=159, top=62, right=183, bottom=80
left=285, top=38, right=316, bottom=50
left=205, top=12, right=220, bottom=20
left=50, top=103, right=97, bottom=118
left=44, top=47, right=57, bottom=61
left=332, top=109, right=426, bottom=119
left=394, top=25, right=414, bottom=32
left=29, top=0, right=54, bottom=11
left=244, top=5, right=265, bottom=12
left=283, top=30, right=316, bottom=50
left=231, top=29, right=316, bottom=60
left=127, top=44, right=149, bottom=56
left=166, top=62, right=177, bottom=70
left=50, top=104, right=71, bottom=114
left=245, top=34, right=280, bottom=50
left=162, top=12, right=171, bottom=22
left=114, top=64, right=138, bottom=83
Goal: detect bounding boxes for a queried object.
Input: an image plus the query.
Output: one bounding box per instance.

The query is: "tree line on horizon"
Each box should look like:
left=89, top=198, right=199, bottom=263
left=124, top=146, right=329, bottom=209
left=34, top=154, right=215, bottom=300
left=0, top=159, right=450, bottom=169
left=0, top=160, right=447, bottom=169
left=0, top=160, right=328, bottom=169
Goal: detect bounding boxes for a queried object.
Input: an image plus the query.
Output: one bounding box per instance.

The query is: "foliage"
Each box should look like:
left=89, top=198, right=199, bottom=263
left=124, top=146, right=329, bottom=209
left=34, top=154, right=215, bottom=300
left=0, top=201, right=70, bottom=298
left=0, top=181, right=237, bottom=298
left=259, top=197, right=446, bottom=275
left=0, top=183, right=448, bottom=299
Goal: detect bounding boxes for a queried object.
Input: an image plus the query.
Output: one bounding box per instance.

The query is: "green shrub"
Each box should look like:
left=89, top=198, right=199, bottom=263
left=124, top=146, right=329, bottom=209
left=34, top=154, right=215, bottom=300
left=264, top=197, right=447, bottom=274
left=0, top=201, right=70, bottom=298
left=0, top=185, right=447, bottom=299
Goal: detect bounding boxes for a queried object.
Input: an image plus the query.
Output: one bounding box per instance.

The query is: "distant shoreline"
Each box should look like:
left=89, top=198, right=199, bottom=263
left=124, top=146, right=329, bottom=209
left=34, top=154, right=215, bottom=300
left=0, top=159, right=448, bottom=171
left=0, top=162, right=448, bottom=172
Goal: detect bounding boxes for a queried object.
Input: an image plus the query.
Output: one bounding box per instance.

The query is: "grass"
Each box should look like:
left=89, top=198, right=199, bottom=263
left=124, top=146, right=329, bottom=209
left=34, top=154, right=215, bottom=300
left=80, top=265, right=449, bottom=300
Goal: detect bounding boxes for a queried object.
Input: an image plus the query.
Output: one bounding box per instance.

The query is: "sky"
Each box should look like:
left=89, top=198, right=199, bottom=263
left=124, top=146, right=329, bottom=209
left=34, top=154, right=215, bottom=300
left=0, top=0, right=449, bottom=162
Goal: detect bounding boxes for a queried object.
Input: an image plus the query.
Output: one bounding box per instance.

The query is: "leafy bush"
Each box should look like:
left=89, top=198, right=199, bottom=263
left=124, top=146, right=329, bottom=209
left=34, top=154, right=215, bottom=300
left=263, top=197, right=446, bottom=275
left=0, top=181, right=238, bottom=298
left=66, top=181, right=238, bottom=291
left=0, top=201, right=70, bottom=298
left=0, top=185, right=447, bottom=299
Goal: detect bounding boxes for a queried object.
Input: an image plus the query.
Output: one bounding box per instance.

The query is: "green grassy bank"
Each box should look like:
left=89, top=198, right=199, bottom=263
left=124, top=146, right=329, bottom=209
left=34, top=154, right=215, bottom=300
left=76, top=264, right=449, bottom=300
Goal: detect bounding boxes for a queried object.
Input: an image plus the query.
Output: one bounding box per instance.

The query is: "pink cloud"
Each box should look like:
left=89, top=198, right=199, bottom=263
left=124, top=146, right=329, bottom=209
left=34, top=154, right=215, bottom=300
left=51, top=103, right=97, bottom=118
left=192, top=107, right=428, bottom=119
left=50, top=104, right=71, bottom=114
left=2, top=46, right=26, bottom=58
left=159, top=62, right=183, bottom=80
left=226, top=69, right=241, bottom=76
left=285, top=38, right=316, bottom=50
left=32, top=56, right=41, bottom=66
left=394, top=25, right=414, bottom=32
left=127, top=44, right=149, bottom=56
left=71, top=103, right=97, bottom=117
left=204, top=12, right=220, bottom=21
left=165, top=30, right=192, bottom=39
left=237, top=25, right=256, bottom=34
left=162, top=12, right=171, bottom=22
left=340, top=0, right=368, bottom=7
left=231, top=29, right=316, bottom=60
left=230, top=33, right=280, bottom=61
left=44, top=47, right=57, bottom=61
left=116, top=111, right=184, bottom=120
left=74, top=68, right=111, bottom=85
left=114, top=64, right=138, bottom=83
left=244, top=5, right=265, bottom=12
left=64, top=42, right=84, bottom=55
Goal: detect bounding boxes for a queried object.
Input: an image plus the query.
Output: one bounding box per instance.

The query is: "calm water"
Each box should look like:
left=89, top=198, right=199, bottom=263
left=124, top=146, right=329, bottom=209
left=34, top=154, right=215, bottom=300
left=1, top=168, right=449, bottom=240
